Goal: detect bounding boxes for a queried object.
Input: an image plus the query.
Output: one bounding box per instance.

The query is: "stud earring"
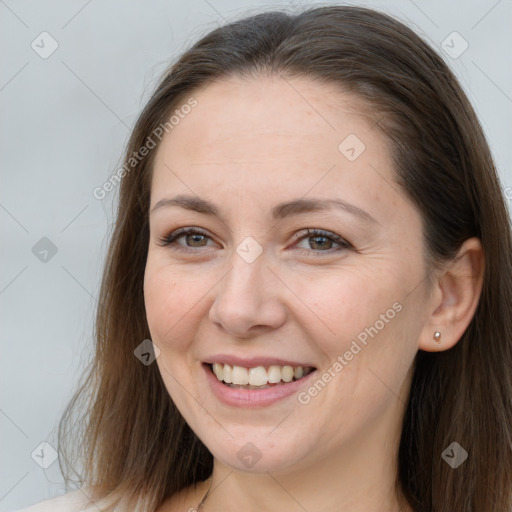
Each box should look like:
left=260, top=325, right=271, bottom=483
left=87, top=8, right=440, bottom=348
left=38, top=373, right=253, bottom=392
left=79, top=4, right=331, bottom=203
left=433, top=331, right=441, bottom=343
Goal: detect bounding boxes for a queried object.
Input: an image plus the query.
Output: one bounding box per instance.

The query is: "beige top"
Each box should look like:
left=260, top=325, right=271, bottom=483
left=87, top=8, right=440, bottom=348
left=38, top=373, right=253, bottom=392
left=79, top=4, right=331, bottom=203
left=11, top=489, right=116, bottom=512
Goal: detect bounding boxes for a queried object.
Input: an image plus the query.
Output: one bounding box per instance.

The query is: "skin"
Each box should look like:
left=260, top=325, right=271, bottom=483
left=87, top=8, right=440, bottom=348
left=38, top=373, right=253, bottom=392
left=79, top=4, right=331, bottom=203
left=145, top=75, right=484, bottom=512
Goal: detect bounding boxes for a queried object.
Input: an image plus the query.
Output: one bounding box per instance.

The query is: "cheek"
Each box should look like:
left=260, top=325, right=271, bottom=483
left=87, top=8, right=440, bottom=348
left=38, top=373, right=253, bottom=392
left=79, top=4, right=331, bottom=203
left=297, top=265, right=417, bottom=386
left=287, top=266, right=397, bottom=346
left=143, top=262, right=196, bottom=346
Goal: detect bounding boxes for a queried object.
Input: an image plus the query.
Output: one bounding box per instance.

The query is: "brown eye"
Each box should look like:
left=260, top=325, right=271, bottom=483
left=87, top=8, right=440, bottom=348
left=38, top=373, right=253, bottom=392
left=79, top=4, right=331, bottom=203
left=294, top=228, right=352, bottom=255
left=158, top=227, right=215, bottom=252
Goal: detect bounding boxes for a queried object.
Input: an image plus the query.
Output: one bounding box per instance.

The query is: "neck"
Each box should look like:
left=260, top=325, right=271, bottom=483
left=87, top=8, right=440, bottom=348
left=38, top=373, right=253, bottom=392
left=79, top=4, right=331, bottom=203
left=199, top=419, right=412, bottom=512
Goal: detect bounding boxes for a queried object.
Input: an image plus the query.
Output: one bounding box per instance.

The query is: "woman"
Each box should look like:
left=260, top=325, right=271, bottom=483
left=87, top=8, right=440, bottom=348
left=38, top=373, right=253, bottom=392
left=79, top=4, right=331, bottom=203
left=14, top=5, right=512, bottom=512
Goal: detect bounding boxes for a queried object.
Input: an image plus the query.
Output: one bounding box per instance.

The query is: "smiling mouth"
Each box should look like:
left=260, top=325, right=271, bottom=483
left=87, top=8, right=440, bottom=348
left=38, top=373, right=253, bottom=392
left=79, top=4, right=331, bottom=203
left=208, top=363, right=316, bottom=390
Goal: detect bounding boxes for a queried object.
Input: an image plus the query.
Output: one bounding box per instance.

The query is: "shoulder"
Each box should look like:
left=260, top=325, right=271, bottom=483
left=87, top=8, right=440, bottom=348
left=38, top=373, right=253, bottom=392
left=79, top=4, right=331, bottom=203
left=10, top=489, right=105, bottom=512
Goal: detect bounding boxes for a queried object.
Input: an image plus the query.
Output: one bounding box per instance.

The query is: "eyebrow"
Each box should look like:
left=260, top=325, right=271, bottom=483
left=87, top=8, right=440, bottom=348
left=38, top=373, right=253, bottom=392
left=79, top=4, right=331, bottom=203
left=150, top=194, right=379, bottom=224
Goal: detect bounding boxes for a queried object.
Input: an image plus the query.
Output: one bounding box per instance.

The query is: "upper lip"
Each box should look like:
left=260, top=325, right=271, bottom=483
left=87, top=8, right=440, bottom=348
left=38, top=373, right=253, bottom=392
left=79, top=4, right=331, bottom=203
left=204, top=354, right=316, bottom=368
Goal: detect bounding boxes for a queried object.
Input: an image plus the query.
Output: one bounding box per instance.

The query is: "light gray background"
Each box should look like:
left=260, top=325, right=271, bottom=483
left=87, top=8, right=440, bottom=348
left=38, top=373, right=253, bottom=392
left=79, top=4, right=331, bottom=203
left=1, top=0, right=511, bottom=509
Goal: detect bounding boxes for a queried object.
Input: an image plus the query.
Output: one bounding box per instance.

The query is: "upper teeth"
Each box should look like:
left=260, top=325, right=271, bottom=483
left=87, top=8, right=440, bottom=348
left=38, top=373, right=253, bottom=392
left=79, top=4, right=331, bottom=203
left=211, top=363, right=313, bottom=386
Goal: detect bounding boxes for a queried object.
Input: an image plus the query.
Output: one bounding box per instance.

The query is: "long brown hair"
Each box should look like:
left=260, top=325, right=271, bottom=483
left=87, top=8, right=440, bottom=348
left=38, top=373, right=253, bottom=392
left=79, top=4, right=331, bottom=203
left=57, top=5, right=512, bottom=511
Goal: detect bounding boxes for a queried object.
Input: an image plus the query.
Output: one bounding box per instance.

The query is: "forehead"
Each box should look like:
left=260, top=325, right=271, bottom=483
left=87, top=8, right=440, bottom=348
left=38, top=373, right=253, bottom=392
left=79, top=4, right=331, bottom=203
left=150, top=75, right=400, bottom=221
left=156, top=75, right=375, bottom=164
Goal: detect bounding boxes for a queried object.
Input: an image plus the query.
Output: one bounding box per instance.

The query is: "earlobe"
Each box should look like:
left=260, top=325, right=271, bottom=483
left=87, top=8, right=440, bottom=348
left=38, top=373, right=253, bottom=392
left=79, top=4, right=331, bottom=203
left=418, top=237, right=485, bottom=353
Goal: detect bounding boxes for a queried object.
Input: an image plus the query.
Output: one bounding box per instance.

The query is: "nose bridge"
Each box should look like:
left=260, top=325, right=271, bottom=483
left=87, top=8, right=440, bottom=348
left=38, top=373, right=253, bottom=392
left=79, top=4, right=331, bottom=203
left=223, top=233, right=270, bottom=296
left=225, top=253, right=265, bottom=300
left=208, top=239, right=286, bottom=336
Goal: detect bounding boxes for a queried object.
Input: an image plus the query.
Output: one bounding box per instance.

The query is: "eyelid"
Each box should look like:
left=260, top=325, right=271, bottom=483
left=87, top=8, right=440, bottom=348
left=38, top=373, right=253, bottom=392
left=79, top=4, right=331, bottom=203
left=293, top=228, right=351, bottom=247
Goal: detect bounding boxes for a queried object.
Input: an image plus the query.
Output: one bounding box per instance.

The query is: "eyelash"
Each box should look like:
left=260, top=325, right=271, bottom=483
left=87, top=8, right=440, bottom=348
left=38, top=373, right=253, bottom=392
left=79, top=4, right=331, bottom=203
left=157, top=227, right=353, bottom=256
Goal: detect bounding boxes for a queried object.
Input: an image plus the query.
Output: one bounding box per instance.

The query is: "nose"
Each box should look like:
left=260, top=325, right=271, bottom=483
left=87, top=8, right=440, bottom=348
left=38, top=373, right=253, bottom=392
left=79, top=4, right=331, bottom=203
left=208, top=252, right=287, bottom=338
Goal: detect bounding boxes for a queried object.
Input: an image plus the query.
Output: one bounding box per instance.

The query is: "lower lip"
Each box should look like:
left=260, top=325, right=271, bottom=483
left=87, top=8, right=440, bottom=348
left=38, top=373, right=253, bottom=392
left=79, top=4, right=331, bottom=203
left=203, top=363, right=317, bottom=408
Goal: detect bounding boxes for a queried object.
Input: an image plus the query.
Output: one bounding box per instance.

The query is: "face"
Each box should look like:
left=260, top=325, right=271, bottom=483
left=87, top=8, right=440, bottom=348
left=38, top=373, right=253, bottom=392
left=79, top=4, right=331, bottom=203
left=144, top=75, right=430, bottom=476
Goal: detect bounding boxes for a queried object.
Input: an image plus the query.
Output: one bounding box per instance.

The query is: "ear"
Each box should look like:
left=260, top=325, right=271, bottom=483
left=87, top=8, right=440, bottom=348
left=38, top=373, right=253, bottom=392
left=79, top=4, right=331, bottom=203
left=419, top=237, right=485, bottom=352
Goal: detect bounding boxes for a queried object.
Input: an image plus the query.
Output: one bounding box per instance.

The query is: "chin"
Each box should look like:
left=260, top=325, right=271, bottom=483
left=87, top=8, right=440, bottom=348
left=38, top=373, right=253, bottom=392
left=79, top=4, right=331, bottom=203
left=198, top=427, right=315, bottom=475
